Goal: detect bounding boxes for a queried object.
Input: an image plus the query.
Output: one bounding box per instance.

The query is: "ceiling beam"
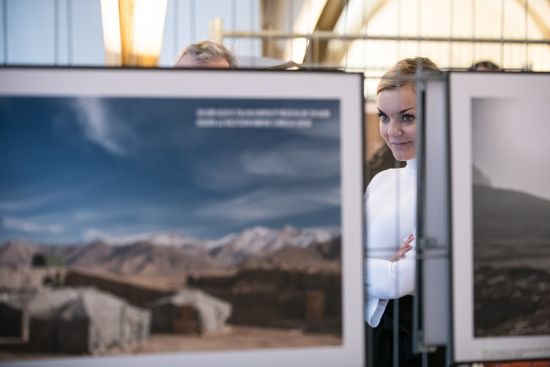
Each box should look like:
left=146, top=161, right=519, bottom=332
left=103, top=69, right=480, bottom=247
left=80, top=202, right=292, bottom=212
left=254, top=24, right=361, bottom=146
left=303, top=0, right=347, bottom=63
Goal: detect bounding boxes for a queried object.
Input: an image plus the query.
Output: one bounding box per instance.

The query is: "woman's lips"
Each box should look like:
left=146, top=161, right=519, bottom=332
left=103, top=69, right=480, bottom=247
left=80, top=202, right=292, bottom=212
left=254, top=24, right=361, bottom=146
left=390, top=141, right=411, bottom=146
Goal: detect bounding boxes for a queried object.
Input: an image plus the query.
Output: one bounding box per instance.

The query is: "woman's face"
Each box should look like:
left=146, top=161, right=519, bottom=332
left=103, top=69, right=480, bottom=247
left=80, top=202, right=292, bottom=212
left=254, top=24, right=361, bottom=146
left=377, top=84, right=417, bottom=161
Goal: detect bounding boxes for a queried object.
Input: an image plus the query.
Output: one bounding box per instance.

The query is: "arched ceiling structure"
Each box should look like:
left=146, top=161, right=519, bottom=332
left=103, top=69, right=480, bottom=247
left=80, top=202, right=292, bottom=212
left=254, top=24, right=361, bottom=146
left=277, top=0, right=549, bottom=77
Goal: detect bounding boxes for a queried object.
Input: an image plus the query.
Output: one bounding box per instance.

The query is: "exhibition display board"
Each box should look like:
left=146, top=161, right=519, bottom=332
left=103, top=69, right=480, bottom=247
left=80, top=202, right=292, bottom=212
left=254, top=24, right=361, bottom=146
left=0, top=67, right=365, bottom=367
left=449, top=72, right=550, bottom=363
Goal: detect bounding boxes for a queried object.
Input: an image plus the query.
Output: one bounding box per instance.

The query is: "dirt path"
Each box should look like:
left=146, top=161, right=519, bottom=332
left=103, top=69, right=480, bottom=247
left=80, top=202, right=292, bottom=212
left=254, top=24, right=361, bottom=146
left=1, top=326, right=342, bottom=362
left=134, top=326, right=342, bottom=353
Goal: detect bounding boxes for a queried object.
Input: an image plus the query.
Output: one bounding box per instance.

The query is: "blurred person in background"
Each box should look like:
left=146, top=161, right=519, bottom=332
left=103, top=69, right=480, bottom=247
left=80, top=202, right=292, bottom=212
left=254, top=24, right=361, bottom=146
left=469, top=60, right=501, bottom=71
left=174, top=40, right=237, bottom=68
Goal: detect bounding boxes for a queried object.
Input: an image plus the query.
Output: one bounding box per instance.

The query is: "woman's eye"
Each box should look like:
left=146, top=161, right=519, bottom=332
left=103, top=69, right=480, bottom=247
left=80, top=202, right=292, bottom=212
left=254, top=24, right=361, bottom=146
left=401, top=114, right=415, bottom=122
left=378, top=113, right=389, bottom=123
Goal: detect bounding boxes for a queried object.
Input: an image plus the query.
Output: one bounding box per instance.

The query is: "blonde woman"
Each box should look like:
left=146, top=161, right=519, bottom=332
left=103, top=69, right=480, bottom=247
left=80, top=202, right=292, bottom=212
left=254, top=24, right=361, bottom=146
left=365, top=57, right=441, bottom=366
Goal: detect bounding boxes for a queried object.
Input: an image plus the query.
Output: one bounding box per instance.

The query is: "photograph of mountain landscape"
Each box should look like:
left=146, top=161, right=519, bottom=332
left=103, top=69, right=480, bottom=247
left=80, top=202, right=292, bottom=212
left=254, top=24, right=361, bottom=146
left=0, top=95, right=343, bottom=360
left=472, top=98, right=550, bottom=338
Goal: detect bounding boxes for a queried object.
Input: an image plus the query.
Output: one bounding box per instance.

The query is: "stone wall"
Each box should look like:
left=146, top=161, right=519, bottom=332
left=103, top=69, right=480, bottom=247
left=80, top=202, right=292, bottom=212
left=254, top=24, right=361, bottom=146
left=65, top=269, right=173, bottom=307
left=188, top=268, right=341, bottom=333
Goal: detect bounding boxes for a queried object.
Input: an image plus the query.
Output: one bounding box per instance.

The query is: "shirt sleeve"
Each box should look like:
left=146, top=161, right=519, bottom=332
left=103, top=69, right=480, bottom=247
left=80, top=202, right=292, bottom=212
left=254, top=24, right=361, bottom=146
left=364, top=255, right=416, bottom=327
left=365, top=255, right=416, bottom=300
left=365, top=296, right=388, bottom=328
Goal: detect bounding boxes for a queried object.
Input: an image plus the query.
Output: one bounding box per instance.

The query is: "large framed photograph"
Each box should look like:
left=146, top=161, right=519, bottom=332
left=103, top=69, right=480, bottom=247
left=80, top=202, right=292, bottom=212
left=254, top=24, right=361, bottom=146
left=449, top=72, right=550, bottom=363
left=0, top=68, right=364, bottom=367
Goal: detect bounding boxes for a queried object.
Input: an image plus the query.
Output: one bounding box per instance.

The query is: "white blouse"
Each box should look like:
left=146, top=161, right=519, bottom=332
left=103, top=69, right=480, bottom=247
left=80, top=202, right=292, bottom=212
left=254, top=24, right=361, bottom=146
left=364, top=159, right=417, bottom=327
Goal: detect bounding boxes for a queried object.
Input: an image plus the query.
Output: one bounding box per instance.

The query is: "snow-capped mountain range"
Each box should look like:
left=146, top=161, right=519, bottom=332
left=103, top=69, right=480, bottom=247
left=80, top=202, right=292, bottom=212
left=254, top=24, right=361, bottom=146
left=0, top=225, right=341, bottom=274
left=209, top=225, right=339, bottom=264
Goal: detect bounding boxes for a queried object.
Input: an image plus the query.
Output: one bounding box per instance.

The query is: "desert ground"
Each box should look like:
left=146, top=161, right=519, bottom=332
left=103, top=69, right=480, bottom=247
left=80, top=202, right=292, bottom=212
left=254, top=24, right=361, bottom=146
left=0, top=326, right=342, bottom=362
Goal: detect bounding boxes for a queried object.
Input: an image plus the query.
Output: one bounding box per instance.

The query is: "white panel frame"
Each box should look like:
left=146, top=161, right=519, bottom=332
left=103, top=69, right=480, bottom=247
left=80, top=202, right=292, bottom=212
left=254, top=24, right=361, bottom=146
left=0, top=67, right=365, bottom=367
left=449, top=71, right=550, bottom=363
left=421, top=77, right=451, bottom=347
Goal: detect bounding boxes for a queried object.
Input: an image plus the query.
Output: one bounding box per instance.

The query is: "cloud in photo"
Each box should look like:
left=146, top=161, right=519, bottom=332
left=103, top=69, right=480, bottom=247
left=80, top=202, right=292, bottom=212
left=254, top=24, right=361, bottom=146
left=0, top=185, right=87, bottom=213
left=291, top=116, right=340, bottom=140
left=198, top=185, right=340, bottom=223
left=0, top=198, right=44, bottom=212
left=241, top=142, right=339, bottom=179
left=72, top=98, right=135, bottom=157
left=193, top=141, right=339, bottom=193
left=83, top=228, right=158, bottom=245
left=2, top=216, right=64, bottom=235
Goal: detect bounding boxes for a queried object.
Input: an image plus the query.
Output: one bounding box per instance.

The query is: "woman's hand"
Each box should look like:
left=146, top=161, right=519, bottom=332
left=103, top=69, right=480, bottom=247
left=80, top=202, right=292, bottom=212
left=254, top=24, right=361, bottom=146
left=391, top=233, right=414, bottom=262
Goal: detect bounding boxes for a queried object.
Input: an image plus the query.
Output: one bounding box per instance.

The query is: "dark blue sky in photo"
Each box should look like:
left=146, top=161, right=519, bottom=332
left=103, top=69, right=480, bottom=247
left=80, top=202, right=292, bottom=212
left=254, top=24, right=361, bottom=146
left=0, top=96, right=341, bottom=244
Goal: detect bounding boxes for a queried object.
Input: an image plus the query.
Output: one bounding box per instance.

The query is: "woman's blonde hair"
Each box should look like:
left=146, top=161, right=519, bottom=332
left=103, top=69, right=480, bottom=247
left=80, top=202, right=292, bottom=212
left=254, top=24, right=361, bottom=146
left=377, top=57, right=440, bottom=95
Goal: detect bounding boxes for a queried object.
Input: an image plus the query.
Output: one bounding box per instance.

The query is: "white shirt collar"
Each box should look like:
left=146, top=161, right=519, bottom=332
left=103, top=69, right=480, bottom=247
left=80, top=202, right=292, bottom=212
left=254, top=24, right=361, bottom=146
left=405, top=158, right=417, bottom=174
